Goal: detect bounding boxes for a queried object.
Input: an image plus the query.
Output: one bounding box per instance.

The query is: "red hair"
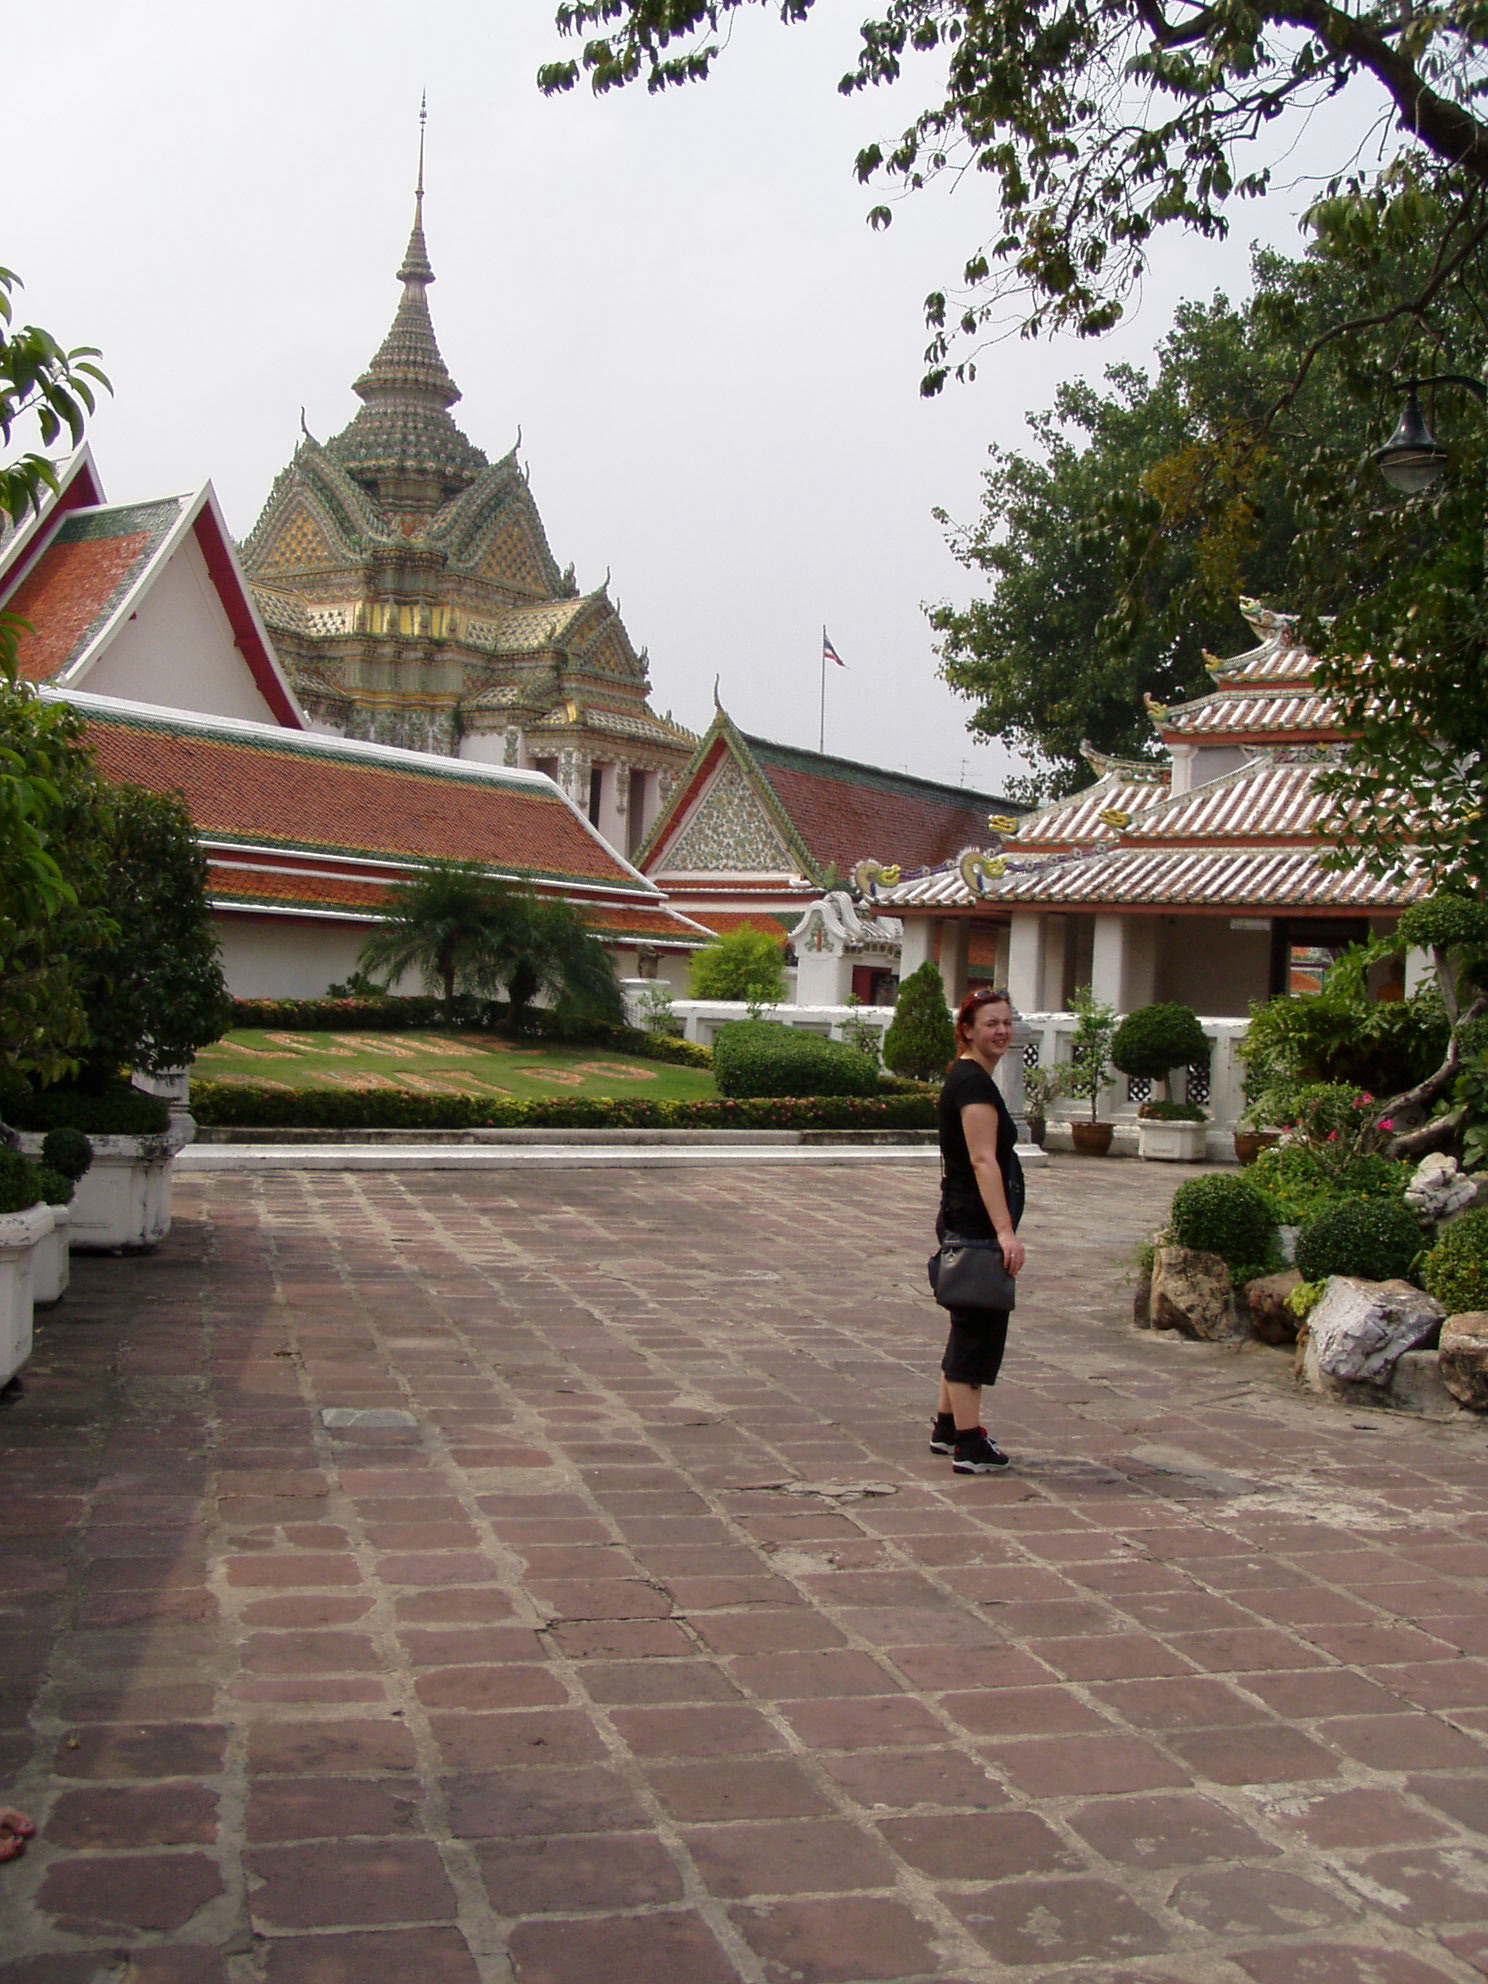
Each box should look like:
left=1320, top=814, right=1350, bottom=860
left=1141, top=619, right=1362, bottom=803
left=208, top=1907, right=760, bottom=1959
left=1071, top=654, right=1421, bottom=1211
left=951, top=986, right=1012, bottom=1065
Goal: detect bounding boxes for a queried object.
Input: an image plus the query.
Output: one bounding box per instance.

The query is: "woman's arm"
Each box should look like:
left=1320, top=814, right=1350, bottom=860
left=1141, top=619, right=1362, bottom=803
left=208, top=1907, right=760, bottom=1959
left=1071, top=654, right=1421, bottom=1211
left=961, top=1101, right=1026, bottom=1276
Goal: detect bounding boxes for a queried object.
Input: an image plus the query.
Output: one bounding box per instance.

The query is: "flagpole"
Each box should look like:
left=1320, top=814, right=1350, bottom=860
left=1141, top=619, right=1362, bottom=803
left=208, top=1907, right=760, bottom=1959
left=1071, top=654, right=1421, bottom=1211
left=819, top=624, right=826, bottom=753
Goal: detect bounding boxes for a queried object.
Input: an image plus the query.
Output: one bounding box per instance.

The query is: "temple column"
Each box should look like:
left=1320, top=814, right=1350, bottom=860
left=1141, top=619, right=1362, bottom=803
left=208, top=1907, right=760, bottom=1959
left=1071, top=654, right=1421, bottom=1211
left=898, top=915, right=935, bottom=981
left=1007, top=913, right=1046, bottom=1014
left=938, top=919, right=970, bottom=1009
left=1091, top=913, right=1157, bottom=1013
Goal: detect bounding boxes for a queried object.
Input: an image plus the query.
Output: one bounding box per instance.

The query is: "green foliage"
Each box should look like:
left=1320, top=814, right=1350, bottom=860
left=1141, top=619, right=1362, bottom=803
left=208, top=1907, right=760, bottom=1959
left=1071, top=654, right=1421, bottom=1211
left=1294, top=1196, right=1426, bottom=1286
left=1168, top=1173, right=1276, bottom=1273
left=357, top=862, right=622, bottom=1028
left=325, top=968, right=387, bottom=999
left=0, top=687, right=116, bottom=1085
left=0, top=267, right=109, bottom=530
left=7, top=1082, right=170, bottom=1136
left=882, top=962, right=956, bottom=1081
left=1455, top=1047, right=1488, bottom=1174
left=192, top=1080, right=936, bottom=1135
left=1286, top=1279, right=1326, bottom=1322
left=0, top=1149, right=45, bottom=1216
left=712, top=1021, right=882, bottom=1099
left=1112, top=1003, right=1209, bottom=1085
left=542, top=2, right=1488, bottom=385
left=1237, top=948, right=1449, bottom=1108
left=1022, top=1065, right=1056, bottom=1119
left=40, top=1127, right=91, bottom=1182
left=1139, top=1101, right=1206, bottom=1123
left=34, top=1164, right=72, bottom=1206
left=687, top=927, right=787, bottom=1003
left=1057, top=984, right=1118, bottom=1122
left=633, top=983, right=683, bottom=1039
left=1249, top=1142, right=1409, bottom=1224
left=1397, top=895, right=1488, bottom=955
left=1422, top=1207, right=1488, bottom=1314
left=71, top=785, right=231, bottom=1079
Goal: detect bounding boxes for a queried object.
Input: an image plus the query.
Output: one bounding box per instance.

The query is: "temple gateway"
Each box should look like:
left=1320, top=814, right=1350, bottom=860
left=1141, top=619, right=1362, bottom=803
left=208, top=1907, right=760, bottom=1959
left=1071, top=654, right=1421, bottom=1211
left=238, top=138, right=695, bottom=860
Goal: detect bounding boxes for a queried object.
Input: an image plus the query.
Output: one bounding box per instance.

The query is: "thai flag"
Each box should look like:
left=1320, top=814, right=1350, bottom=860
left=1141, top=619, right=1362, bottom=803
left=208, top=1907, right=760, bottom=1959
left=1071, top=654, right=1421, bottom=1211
left=822, top=628, right=846, bottom=668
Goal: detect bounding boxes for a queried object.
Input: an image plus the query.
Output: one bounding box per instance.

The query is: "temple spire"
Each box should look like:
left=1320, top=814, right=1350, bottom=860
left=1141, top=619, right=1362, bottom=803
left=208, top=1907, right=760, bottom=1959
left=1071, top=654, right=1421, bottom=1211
left=326, top=96, right=488, bottom=506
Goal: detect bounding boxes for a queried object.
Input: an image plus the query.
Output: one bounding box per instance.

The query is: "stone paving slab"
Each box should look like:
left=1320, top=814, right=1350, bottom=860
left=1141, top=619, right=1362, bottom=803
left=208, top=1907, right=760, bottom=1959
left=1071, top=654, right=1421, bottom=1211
left=1, top=1155, right=1486, bottom=1984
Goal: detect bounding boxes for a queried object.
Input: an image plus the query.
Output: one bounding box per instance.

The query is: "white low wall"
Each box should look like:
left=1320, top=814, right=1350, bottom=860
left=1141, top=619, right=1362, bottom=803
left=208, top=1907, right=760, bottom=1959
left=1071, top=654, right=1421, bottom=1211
left=620, top=990, right=896, bottom=1050
left=1022, top=1011, right=1248, bottom=1160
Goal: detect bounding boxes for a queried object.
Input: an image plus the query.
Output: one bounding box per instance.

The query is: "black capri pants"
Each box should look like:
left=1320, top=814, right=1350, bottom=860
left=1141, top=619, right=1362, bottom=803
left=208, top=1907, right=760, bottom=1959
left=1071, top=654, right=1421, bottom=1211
left=935, top=1217, right=1010, bottom=1387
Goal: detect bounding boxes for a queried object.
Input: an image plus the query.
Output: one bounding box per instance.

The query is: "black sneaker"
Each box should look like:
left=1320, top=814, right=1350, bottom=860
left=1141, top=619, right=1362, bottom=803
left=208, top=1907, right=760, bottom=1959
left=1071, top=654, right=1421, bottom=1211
left=929, top=1412, right=957, bottom=1455
left=953, top=1428, right=1010, bottom=1473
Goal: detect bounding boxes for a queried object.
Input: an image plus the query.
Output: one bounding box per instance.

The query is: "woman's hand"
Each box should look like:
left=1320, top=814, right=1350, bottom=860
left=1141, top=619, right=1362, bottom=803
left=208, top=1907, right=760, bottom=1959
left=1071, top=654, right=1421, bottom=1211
left=997, top=1230, right=1026, bottom=1276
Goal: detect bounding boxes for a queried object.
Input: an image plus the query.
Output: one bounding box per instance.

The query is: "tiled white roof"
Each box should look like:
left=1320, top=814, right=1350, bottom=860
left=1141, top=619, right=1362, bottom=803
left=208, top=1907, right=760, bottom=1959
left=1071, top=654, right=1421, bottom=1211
left=1012, top=770, right=1170, bottom=846
left=1127, top=756, right=1335, bottom=840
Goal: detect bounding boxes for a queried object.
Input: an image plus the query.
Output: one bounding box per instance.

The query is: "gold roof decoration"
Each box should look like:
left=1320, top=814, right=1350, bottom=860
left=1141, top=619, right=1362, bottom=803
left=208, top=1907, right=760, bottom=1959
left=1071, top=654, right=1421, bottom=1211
left=1143, top=693, right=1170, bottom=723
left=958, top=848, right=1007, bottom=896
left=1097, top=807, right=1132, bottom=830
left=852, top=857, right=902, bottom=901
left=986, top=813, right=1021, bottom=835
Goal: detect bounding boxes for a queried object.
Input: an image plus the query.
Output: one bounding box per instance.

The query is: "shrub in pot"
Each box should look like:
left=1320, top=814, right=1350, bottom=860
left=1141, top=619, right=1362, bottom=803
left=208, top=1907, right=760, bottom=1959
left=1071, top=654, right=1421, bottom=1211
left=1023, top=1066, right=1056, bottom=1146
left=1112, top=1003, right=1210, bottom=1101
left=1058, top=985, right=1119, bottom=1152
left=0, top=1149, right=54, bottom=1381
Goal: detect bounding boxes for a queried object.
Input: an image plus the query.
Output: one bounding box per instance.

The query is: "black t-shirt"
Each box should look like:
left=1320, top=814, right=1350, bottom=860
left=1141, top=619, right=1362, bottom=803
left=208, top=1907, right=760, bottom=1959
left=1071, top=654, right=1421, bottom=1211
left=938, top=1057, right=1022, bottom=1239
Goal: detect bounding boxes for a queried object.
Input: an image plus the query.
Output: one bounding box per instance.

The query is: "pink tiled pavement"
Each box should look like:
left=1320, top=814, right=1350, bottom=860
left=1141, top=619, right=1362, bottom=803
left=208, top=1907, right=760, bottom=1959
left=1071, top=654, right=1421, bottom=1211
left=1, top=1155, right=1486, bottom=1983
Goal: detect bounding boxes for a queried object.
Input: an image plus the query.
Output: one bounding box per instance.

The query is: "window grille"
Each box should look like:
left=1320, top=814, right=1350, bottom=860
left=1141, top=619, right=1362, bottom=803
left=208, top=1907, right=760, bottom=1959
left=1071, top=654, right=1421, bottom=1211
left=1023, top=1042, right=1042, bottom=1070
left=1187, top=1059, right=1212, bottom=1105
left=1127, top=1076, right=1153, bottom=1105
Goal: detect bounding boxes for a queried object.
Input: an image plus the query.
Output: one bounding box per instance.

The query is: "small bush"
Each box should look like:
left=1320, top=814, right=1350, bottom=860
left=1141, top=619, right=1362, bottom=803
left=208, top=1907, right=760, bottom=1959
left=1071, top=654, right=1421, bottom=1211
left=1138, top=1101, right=1205, bottom=1122
left=1294, top=1197, right=1425, bottom=1285
left=1112, top=1003, right=1210, bottom=1083
left=1169, top=1173, right=1276, bottom=1271
left=191, top=1080, right=934, bottom=1133
left=1422, top=1206, right=1488, bottom=1314
left=0, top=1150, right=46, bottom=1216
left=882, top=963, right=956, bottom=1081
left=8, top=1084, right=170, bottom=1136
left=712, top=1022, right=881, bottom=1099
left=1249, top=1143, right=1409, bottom=1224
left=688, top=929, right=787, bottom=1002
left=35, top=1165, right=74, bottom=1206
left=40, top=1128, right=92, bottom=1183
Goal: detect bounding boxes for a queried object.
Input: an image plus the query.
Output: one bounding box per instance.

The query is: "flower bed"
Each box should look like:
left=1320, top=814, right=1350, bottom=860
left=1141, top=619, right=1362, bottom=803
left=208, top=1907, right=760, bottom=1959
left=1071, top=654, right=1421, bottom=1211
left=227, top=998, right=711, bottom=1068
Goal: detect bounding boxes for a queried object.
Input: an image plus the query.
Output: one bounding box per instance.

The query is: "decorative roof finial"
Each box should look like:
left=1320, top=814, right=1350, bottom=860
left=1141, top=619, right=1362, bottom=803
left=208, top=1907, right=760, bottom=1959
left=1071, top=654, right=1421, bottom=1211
left=416, top=92, right=427, bottom=224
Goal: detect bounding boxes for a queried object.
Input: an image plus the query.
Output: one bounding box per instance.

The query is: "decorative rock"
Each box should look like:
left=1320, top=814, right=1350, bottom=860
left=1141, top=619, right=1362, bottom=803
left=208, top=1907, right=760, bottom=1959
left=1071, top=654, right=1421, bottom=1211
left=1246, top=1268, right=1303, bottom=1346
left=1151, top=1245, right=1245, bottom=1341
left=1439, top=1312, right=1488, bottom=1411
left=1405, top=1153, right=1484, bottom=1229
left=1390, top=1348, right=1461, bottom=1417
left=1302, top=1276, right=1444, bottom=1388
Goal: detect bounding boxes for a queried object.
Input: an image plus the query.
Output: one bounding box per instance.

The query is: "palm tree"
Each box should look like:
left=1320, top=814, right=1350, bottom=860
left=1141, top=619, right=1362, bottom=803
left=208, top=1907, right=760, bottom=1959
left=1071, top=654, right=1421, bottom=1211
left=357, top=861, right=622, bottom=1026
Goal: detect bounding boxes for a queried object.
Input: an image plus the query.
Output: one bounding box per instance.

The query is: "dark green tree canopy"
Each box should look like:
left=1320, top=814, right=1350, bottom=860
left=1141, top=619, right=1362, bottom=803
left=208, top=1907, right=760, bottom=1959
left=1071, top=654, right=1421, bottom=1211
left=542, top=0, right=1488, bottom=389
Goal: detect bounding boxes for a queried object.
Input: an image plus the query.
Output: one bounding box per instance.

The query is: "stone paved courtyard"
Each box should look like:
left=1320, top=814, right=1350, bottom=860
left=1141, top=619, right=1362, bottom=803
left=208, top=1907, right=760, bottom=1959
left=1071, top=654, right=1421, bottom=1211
left=2, top=1154, right=1487, bottom=1984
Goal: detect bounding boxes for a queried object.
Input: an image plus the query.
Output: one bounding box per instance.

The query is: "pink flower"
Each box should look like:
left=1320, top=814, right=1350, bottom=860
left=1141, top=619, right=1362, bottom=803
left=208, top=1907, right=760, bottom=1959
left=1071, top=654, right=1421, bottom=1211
left=1377, top=1117, right=1395, bottom=1131
left=1327, top=1131, right=1339, bottom=1141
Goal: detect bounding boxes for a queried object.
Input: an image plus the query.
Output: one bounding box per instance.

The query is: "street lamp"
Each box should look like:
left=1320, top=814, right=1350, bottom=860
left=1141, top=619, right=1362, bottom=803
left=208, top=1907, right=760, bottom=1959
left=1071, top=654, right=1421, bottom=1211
left=1373, top=375, right=1487, bottom=494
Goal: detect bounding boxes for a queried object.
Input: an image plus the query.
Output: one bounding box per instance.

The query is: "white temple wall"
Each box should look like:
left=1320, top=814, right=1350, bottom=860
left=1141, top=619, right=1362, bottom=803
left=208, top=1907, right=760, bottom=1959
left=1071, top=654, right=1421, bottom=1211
left=1156, top=916, right=1271, bottom=1016
left=88, top=532, right=282, bottom=724
left=214, top=914, right=390, bottom=999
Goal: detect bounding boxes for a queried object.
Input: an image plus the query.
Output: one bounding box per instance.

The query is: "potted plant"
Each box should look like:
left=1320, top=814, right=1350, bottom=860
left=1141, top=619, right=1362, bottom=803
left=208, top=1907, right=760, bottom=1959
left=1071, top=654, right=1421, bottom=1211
left=1233, top=1077, right=1298, bottom=1165
left=0, top=1149, right=58, bottom=1387
left=1023, top=1065, right=1056, bottom=1147
left=6, top=786, right=227, bottom=1250
left=1112, top=1002, right=1212, bottom=1160
left=1059, top=984, right=1119, bottom=1154
left=31, top=1130, right=91, bottom=1303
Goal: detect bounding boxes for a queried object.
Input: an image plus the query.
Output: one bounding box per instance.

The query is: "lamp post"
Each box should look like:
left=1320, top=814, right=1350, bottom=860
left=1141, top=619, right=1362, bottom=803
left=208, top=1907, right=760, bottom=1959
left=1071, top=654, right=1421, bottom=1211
left=1373, top=375, right=1487, bottom=493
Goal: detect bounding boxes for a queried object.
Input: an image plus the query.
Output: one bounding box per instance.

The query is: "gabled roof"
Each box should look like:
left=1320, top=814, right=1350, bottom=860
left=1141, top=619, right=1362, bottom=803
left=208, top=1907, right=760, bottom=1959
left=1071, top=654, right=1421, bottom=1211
left=1150, top=611, right=1341, bottom=745
left=640, top=707, right=1024, bottom=882
left=1, top=483, right=305, bottom=728
left=1010, top=762, right=1170, bottom=848
left=1118, top=751, right=1337, bottom=843
left=0, top=444, right=107, bottom=593
left=51, top=689, right=715, bottom=948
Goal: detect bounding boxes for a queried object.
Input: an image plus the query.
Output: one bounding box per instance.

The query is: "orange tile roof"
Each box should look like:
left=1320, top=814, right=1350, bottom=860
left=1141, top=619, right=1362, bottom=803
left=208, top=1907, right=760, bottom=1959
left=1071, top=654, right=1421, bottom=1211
left=747, top=737, right=1013, bottom=875
left=8, top=503, right=183, bottom=680
left=80, top=707, right=639, bottom=887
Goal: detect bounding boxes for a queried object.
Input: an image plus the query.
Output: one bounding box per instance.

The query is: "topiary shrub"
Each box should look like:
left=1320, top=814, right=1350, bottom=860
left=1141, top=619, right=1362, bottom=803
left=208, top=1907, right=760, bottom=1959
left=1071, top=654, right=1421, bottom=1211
left=882, top=962, right=956, bottom=1081
left=1168, top=1173, right=1276, bottom=1274
left=1422, top=1206, right=1488, bottom=1314
left=7, top=1083, right=170, bottom=1137
left=712, top=1021, right=882, bottom=1099
left=40, top=1128, right=92, bottom=1183
left=1249, top=1142, right=1410, bottom=1223
left=35, top=1165, right=73, bottom=1206
left=1112, top=1003, right=1210, bottom=1090
left=0, top=1150, right=46, bottom=1216
left=1294, top=1196, right=1425, bottom=1285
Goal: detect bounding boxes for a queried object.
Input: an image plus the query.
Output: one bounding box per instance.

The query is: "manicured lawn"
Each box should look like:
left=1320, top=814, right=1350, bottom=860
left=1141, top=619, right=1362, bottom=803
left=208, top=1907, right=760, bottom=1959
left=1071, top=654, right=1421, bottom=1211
left=195, top=1030, right=716, bottom=1102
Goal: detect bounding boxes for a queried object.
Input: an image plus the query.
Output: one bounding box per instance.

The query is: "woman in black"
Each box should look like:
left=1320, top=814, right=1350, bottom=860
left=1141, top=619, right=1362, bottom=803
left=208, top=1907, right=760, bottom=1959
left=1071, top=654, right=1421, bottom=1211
left=931, top=987, right=1025, bottom=1472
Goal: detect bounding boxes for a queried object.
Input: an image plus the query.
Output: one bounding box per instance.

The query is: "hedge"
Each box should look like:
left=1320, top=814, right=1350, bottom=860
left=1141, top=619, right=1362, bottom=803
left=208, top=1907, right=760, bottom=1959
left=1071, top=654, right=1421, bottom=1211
left=712, top=1021, right=882, bottom=1099
left=225, top=997, right=711, bottom=1069
left=192, top=1081, right=936, bottom=1134
left=6, top=1084, right=171, bottom=1136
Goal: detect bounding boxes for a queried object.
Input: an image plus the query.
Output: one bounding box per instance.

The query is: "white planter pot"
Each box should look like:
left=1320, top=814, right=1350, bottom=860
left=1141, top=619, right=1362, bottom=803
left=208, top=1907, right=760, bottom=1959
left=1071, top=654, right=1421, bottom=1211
left=1137, top=1118, right=1210, bottom=1162
left=32, top=1203, right=71, bottom=1304
left=17, top=1117, right=195, bottom=1251
left=0, top=1203, right=56, bottom=1384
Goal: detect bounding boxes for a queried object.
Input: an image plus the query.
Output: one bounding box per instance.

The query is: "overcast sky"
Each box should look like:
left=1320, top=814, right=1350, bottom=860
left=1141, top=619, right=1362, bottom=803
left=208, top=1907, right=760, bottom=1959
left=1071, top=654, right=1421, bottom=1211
left=8, top=1, right=1350, bottom=791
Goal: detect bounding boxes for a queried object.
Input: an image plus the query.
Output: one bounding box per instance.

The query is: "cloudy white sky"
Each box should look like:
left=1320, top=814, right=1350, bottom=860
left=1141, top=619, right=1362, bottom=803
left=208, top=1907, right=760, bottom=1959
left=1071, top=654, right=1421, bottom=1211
left=9, top=1, right=1350, bottom=790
